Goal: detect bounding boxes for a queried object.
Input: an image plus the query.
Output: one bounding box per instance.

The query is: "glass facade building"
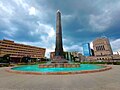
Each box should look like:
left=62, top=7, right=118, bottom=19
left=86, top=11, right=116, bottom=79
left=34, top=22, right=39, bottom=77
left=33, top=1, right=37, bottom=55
left=83, top=43, right=91, bottom=56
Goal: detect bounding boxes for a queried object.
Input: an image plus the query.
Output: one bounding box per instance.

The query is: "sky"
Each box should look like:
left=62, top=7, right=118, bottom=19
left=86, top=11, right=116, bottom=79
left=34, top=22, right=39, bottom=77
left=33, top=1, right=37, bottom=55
left=0, top=0, right=120, bottom=57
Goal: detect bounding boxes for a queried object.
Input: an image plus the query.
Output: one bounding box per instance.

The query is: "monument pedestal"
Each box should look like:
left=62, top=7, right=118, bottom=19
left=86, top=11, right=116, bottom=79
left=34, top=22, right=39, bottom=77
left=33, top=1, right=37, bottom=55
left=51, top=56, right=68, bottom=63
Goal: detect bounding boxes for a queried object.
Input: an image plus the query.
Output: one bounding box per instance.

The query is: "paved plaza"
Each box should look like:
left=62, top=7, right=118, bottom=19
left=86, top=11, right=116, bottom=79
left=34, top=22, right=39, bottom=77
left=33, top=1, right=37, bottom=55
left=0, top=65, right=120, bottom=90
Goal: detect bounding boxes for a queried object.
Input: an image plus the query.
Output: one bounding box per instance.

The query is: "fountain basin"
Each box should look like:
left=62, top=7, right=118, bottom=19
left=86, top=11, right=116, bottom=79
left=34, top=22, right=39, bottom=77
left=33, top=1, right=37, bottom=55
left=6, top=64, right=112, bottom=75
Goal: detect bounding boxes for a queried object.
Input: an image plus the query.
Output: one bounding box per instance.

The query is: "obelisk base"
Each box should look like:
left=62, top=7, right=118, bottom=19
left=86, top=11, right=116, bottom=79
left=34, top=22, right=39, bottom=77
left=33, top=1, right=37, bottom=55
left=51, top=56, right=68, bottom=63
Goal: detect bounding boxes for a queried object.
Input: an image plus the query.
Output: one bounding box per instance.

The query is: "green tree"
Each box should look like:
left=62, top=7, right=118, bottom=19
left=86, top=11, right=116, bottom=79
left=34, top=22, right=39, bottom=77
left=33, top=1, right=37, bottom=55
left=1, top=54, right=11, bottom=63
left=21, top=56, right=31, bottom=63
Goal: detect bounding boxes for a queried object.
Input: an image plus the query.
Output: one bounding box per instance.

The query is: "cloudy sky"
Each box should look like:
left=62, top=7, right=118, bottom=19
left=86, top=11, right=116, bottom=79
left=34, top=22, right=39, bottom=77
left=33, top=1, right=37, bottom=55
left=0, top=0, right=120, bottom=57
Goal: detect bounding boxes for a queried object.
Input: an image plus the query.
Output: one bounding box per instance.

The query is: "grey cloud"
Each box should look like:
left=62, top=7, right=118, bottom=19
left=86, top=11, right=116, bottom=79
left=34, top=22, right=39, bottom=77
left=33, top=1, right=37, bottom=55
left=0, top=0, right=120, bottom=57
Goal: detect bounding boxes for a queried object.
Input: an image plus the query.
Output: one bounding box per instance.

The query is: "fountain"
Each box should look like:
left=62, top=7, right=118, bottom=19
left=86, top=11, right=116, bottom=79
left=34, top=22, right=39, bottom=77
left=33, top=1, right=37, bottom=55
left=39, top=10, right=80, bottom=68
left=6, top=10, right=112, bottom=75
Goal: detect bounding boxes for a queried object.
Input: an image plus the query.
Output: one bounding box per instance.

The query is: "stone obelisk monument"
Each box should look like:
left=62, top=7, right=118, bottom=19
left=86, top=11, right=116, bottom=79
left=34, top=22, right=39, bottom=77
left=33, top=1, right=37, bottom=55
left=55, top=10, right=63, bottom=56
left=52, top=10, right=68, bottom=63
left=39, top=10, right=80, bottom=67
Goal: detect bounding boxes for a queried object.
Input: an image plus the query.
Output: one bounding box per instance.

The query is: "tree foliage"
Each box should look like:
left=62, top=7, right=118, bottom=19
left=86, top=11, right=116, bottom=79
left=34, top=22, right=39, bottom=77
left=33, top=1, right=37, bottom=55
left=0, top=54, right=10, bottom=63
left=21, top=56, right=31, bottom=63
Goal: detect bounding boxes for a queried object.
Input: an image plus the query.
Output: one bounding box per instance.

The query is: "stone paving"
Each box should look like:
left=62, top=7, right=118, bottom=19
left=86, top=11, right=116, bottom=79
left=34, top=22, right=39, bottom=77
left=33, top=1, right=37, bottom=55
left=0, top=65, right=120, bottom=90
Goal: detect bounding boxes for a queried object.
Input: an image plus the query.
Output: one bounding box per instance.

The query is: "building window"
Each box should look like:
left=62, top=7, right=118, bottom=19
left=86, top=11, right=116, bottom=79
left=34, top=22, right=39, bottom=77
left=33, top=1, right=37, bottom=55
left=103, top=45, right=105, bottom=50
left=96, top=47, right=98, bottom=51
left=96, top=45, right=105, bottom=51
left=99, top=46, right=101, bottom=50
left=101, top=45, right=103, bottom=50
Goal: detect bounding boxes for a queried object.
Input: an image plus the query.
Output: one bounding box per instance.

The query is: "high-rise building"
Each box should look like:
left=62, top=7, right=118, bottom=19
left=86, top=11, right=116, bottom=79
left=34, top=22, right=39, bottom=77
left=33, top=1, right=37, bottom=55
left=82, top=43, right=91, bottom=56
left=93, top=37, right=113, bottom=56
left=0, top=39, right=46, bottom=62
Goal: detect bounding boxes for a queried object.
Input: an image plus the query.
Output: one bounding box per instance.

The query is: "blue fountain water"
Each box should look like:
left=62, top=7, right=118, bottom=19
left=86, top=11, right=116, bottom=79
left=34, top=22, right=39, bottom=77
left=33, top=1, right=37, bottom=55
left=12, top=64, right=105, bottom=73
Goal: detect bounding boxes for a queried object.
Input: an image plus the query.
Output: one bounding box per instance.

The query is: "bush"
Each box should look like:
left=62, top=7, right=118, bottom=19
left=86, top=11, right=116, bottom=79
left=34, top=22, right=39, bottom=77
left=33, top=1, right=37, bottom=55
left=0, top=63, right=9, bottom=67
left=0, top=54, right=10, bottom=63
left=21, top=56, right=31, bottom=63
left=113, top=62, right=120, bottom=65
left=78, top=62, right=120, bottom=65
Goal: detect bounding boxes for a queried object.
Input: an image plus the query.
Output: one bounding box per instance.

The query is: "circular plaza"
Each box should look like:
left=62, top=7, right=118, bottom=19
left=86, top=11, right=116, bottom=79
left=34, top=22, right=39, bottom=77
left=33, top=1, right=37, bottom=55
left=0, top=65, right=119, bottom=90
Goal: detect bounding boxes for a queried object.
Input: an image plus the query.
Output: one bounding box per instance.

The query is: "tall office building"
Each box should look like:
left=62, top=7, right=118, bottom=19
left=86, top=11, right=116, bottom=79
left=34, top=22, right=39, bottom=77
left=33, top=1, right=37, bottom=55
left=0, top=39, right=46, bottom=62
left=82, top=43, right=91, bottom=56
left=93, top=37, right=113, bottom=56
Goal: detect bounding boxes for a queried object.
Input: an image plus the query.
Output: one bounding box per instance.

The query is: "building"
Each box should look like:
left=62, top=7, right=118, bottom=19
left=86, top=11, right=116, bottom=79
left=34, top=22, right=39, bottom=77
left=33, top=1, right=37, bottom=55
left=83, top=37, right=120, bottom=62
left=50, top=52, right=55, bottom=60
left=0, top=39, right=46, bottom=62
left=93, top=37, right=113, bottom=56
left=82, top=43, right=91, bottom=56
left=86, top=37, right=113, bottom=61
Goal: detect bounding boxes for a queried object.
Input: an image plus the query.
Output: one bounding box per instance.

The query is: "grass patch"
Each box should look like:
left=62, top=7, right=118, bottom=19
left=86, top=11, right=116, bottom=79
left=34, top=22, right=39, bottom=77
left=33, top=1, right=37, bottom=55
left=75, top=62, right=120, bottom=65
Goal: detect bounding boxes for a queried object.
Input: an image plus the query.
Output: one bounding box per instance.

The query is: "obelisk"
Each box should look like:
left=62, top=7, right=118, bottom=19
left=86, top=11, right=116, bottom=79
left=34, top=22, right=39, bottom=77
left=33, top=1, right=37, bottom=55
left=55, top=10, right=63, bottom=57
left=52, top=10, right=68, bottom=63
